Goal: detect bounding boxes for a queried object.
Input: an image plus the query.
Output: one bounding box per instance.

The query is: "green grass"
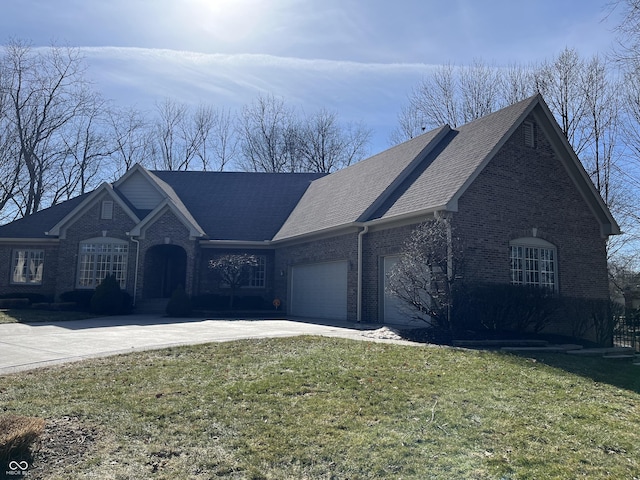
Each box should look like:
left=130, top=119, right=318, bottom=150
left=1, top=337, right=639, bottom=479
left=0, top=308, right=96, bottom=324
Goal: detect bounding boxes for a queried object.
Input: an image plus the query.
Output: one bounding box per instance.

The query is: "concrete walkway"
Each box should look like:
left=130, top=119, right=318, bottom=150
left=0, top=315, right=395, bottom=375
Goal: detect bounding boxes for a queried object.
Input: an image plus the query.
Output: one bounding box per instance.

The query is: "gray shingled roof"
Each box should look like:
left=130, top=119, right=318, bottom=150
left=150, top=171, right=325, bottom=241
left=0, top=194, right=88, bottom=238
left=272, top=126, right=450, bottom=241
left=372, top=95, right=537, bottom=220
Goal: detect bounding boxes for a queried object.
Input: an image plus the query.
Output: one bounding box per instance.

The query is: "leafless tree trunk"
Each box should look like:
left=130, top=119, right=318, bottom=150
left=297, top=108, right=371, bottom=173
left=54, top=93, right=115, bottom=202
left=237, top=93, right=300, bottom=172
left=107, top=105, right=153, bottom=178
left=2, top=40, right=92, bottom=216
left=534, top=48, right=590, bottom=155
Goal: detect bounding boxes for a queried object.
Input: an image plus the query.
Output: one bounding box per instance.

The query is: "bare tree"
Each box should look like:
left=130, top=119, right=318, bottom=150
left=54, top=93, right=115, bottom=202
left=534, top=47, right=590, bottom=155
left=500, top=62, right=536, bottom=105
left=208, top=254, right=259, bottom=309
left=2, top=40, right=93, bottom=216
left=192, top=105, right=238, bottom=171
left=386, top=217, right=462, bottom=330
left=298, top=108, right=371, bottom=173
left=0, top=63, right=22, bottom=222
left=208, top=107, right=239, bottom=171
left=612, top=0, right=640, bottom=67
left=237, top=93, right=301, bottom=172
left=153, top=98, right=194, bottom=171
left=459, top=60, right=502, bottom=124
left=107, top=105, right=154, bottom=178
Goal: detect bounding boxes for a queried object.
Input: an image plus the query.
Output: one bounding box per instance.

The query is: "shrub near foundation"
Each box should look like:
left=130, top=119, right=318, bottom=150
left=166, top=285, right=192, bottom=317
left=90, top=274, right=131, bottom=315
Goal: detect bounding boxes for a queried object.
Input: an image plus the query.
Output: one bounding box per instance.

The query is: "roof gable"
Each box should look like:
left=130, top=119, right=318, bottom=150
left=46, top=183, right=140, bottom=238
left=372, top=94, right=619, bottom=236
left=373, top=95, right=538, bottom=220
left=114, top=166, right=165, bottom=210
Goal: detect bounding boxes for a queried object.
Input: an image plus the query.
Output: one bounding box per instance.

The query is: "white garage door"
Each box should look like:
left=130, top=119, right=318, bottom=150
left=290, top=261, right=348, bottom=320
left=383, top=256, right=408, bottom=324
left=383, top=255, right=430, bottom=325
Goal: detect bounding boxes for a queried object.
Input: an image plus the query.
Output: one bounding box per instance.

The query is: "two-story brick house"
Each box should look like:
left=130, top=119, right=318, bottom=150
left=0, top=95, right=619, bottom=336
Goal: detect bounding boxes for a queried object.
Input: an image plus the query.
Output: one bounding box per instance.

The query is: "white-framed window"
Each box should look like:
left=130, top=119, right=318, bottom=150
left=217, top=255, right=266, bottom=289
left=11, top=249, right=44, bottom=285
left=510, top=237, right=556, bottom=291
left=248, top=256, right=266, bottom=288
left=101, top=200, right=114, bottom=220
left=77, top=238, right=128, bottom=289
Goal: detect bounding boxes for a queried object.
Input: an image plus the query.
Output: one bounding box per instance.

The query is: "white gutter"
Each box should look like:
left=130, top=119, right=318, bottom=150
left=127, top=234, right=140, bottom=307
left=356, top=225, right=369, bottom=323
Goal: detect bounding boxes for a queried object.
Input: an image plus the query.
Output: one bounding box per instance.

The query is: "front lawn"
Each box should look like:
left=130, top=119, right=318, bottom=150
left=1, top=337, right=639, bottom=479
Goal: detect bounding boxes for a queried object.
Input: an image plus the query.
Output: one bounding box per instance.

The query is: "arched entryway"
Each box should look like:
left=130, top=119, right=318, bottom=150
left=143, top=245, right=187, bottom=298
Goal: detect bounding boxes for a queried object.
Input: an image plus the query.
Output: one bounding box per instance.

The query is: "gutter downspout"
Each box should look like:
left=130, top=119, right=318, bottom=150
left=357, top=225, right=369, bottom=323
left=128, top=234, right=140, bottom=307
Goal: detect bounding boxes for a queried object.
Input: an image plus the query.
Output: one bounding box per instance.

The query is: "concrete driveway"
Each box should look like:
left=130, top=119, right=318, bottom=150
left=0, top=315, right=398, bottom=375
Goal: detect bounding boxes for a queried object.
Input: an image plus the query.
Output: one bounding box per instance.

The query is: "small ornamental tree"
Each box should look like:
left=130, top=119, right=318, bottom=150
left=208, top=254, right=259, bottom=309
left=386, top=217, right=463, bottom=331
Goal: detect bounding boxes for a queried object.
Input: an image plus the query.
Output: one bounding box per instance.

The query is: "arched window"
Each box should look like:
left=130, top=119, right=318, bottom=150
left=77, top=238, right=128, bottom=289
left=509, top=237, right=557, bottom=291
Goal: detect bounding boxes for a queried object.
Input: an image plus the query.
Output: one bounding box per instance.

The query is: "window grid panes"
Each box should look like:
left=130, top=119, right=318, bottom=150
left=248, top=256, right=266, bottom=288
left=510, top=244, right=556, bottom=291
left=77, top=241, right=128, bottom=288
left=12, top=249, right=44, bottom=284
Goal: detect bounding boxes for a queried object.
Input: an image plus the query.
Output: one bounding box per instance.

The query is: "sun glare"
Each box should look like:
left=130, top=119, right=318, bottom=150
left=186, top=0, right=271, bottom=44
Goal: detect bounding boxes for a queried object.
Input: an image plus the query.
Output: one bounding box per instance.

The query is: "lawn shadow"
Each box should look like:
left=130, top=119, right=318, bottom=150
left=509, top=350, right=640, bottom=395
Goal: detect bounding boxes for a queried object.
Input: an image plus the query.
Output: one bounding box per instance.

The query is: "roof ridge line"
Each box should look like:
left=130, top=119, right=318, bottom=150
left=356, top=125, right=452, bottom=222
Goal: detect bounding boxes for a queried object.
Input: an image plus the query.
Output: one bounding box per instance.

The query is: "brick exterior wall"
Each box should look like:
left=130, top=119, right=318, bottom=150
left=136, top=209, right=198, bottom=303
left=56, top=193, right=138, bottom=299
left=0, top=243, right=59, bottom=300
left=360, top=222, right=427, bottom=323
left=197, top=248, right=276, bottom=303
left=274, top=232, right=359, bottom=319
left=451, top=116, right=609, bottom=300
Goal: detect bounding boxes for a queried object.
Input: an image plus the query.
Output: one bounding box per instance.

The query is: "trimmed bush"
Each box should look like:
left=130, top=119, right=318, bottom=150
left=166, top=285, right=192, bottom=317
left=0, top=298, right=30, bottom=309
left=59, top=290, right=95, bottom=311
left=234, top=295, right=268, bottom=310
left=90, top=274, right=130, bottom=315
left=0, top=293, right=53, bottom=304
left=191, top=294, right=230, bottom=310
left=453, top=283, right=559, bottom=334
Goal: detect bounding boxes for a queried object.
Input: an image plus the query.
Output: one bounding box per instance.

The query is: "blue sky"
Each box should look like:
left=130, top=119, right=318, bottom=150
left=0, top=0, right=622, bottom=153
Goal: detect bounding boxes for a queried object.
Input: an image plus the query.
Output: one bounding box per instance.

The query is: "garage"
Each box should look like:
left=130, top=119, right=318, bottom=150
left=382, top=255, right=430, bottom=325
left=290, top=261, right=348, bottom=320
left=382, top=256, right=408, bottom=324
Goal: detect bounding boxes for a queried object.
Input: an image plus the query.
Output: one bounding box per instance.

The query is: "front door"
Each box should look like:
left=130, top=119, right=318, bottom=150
left=143, top=245, right=187, bottom=298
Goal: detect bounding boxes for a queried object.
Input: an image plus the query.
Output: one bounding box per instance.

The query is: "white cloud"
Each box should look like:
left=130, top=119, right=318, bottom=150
left=80, top=47, right=435, bottom=150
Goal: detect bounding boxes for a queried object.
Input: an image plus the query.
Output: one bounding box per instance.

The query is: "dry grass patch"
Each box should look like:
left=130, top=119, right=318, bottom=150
left=0, top=415, right=45, bottom=467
